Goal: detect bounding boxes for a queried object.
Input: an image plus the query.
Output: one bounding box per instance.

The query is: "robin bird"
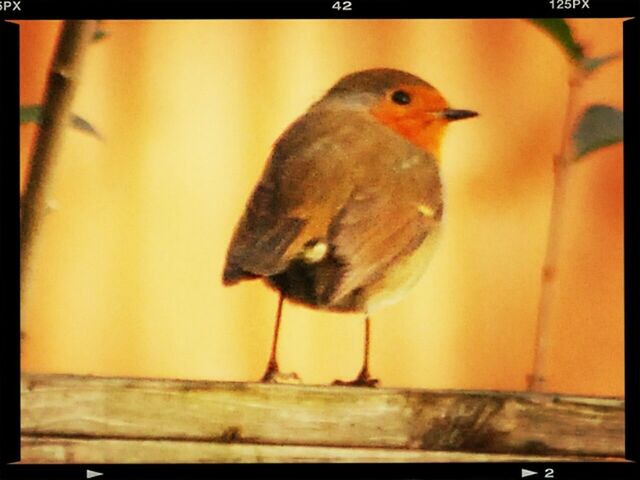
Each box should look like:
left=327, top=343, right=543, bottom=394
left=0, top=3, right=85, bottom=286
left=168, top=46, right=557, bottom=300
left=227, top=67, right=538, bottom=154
left=223, top=68, right=477, bottom=387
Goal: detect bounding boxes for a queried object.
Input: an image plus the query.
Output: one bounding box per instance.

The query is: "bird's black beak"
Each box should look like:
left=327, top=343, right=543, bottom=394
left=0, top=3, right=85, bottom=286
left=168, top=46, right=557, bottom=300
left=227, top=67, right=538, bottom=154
left=440, top=108, right=479, bottom=121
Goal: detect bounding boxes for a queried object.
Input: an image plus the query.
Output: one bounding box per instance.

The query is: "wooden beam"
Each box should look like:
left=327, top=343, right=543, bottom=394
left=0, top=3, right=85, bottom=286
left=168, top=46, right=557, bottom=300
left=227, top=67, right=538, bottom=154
left=20, top=437, right=627, bottom=464
left=21, top=373, right=624, bottom=463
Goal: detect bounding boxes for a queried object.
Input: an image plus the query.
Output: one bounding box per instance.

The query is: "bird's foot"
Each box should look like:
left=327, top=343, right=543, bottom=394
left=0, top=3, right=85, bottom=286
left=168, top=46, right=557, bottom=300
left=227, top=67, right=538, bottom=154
left=332, top=370, right=379, bottom=388
left=259, top=363, right=301, bottom=384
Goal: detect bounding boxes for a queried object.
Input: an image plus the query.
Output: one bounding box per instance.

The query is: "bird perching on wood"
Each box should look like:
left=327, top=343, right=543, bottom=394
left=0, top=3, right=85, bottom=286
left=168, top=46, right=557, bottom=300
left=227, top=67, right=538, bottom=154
left=223, top=68, right=478, bottom=386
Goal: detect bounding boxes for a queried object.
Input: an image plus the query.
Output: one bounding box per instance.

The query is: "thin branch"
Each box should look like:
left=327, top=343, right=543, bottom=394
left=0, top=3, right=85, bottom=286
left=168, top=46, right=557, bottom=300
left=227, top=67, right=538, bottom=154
left=20, top=21, right=97, bottom=304
left=528, top=69, right=583, bottom=392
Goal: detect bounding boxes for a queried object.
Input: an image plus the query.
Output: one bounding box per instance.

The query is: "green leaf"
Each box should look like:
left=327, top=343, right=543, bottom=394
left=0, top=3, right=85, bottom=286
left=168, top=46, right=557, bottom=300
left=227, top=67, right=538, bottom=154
left=529, top=19, right=584, bottom=62
left=93, top=20, right=108, bottom=42
left=70, top=114, right=103, bottom=139
left=573, top=105, right=623, bottom=160
left=93, top=29, right=108, bottom=42
left=20, top=104, right=102, bottom=140
left=581, top=52, right=621, bottom=73
left=20, top=105, right=42, bottom=124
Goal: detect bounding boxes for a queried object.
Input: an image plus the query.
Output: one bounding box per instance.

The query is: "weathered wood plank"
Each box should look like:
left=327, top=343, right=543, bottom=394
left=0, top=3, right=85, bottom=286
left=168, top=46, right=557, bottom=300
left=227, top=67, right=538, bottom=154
left=20, top=437, right=627, bottom=463
left=21, top=373, right=624, bottom=459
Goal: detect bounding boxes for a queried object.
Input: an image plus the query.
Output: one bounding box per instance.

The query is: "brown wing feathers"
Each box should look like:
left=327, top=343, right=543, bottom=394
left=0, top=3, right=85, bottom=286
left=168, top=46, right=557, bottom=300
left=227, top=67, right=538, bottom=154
left=222, top=109, right=441, bottom=311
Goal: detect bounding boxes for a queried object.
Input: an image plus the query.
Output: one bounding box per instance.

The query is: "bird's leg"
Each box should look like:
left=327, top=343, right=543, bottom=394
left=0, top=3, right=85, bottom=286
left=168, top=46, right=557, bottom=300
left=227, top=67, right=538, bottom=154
left=259, top=294, right=300, bottom=383
left=259, top=294, right=284, bottom=382
left=332, top=316, right=379, bottom=387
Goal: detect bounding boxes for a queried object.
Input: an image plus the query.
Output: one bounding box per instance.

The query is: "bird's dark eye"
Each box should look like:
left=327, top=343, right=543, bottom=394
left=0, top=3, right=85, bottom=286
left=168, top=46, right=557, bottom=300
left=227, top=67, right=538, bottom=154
left=391, top=90, right=411, bottom=105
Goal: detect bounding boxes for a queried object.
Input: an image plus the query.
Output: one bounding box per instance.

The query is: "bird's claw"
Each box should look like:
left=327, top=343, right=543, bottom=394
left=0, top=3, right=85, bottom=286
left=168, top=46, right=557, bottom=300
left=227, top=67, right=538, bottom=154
left=259, top=367, right=301, bottom=384
left=332, top=371, right=379, bottom=388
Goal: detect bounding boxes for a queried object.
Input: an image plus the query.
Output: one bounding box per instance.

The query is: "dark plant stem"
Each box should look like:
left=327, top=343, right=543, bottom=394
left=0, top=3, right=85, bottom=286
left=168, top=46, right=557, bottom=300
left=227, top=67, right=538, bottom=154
left=20, top=21, right=97, bottom=306
left=528, top=68, right=582, bottom=392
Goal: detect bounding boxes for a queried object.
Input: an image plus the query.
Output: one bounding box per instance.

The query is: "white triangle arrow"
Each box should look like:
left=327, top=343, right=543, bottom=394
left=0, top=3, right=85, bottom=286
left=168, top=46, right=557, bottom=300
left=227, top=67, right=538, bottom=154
left=522, top=469, right=538, bottom=478
left=87, top=470, right=103, bottom=479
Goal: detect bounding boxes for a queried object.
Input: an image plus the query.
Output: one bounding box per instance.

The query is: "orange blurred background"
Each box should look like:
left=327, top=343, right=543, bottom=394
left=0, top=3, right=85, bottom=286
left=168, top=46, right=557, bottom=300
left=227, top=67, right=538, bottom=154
left=18, top=19, right=624, bottom=396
